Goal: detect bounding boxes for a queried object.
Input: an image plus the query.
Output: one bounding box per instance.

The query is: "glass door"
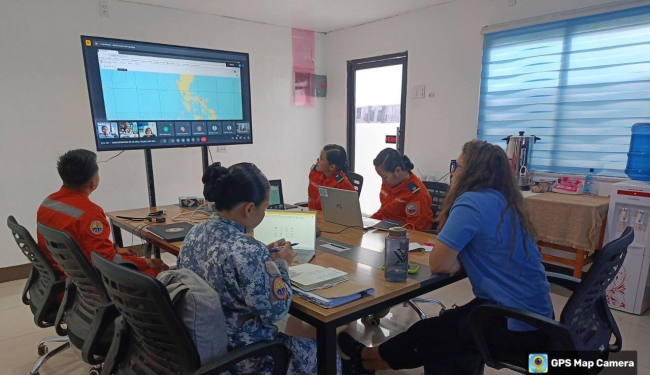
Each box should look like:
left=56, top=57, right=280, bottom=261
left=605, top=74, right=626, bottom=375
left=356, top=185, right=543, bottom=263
left=347, top=53, right=407, bottom=215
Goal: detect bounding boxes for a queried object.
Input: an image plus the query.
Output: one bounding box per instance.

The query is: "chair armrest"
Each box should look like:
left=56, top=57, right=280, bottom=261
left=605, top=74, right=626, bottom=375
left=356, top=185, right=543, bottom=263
left=100, top=316, right=129, bottom=375
left=34, top=279, right=66, bottom=328
left=470, top=304, right=574, bottom=369
left=546, top=272, right=581, bottom=292
left=294, top=201, right=308, bottom=207
left=192, top=341, right=290, bottom=375
left=55, top=278, right=75, bottom=336
left=598, top=296, right=622, bottom=352
left=22, top=267, right=36, bottom=305
left=81, top=302, right=119, bottom=365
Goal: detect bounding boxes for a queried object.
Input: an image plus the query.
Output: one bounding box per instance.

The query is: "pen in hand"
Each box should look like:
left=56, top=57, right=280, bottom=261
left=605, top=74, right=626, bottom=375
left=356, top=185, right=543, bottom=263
left=269, top=243, right=299, bottom=252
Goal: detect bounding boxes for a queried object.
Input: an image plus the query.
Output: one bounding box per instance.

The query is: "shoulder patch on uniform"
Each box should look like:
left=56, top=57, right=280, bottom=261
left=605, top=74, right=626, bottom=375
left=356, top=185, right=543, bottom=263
left=335, top=173, right=344, bottom=183
left=407, top=182, right=420, bottom=194
left=406, top=203, right=419, bottom=216
left=265, top=260, right=281, bottom=276
left=89, top=220, right=104, bottom=235
left=272, top=277, right=288, bottom=300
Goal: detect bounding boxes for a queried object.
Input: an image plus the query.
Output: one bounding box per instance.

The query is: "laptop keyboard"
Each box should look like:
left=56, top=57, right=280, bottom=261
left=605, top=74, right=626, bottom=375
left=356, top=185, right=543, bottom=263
left=362, top=218, right=381, bottom=228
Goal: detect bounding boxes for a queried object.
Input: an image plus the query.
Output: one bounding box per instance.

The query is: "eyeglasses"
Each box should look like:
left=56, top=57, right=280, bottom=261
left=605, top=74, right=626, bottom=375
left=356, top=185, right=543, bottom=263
left=450, top=162, right=464, bottom=173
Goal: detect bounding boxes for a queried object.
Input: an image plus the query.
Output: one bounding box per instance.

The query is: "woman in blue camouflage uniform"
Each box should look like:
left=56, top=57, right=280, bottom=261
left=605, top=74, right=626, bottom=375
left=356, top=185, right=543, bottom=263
left=178, top=162, right=341, bottom=375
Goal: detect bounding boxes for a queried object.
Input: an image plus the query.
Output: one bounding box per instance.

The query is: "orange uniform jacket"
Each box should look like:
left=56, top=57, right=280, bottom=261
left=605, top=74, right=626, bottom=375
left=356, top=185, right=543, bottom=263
left=371, top=173, right=434, bottom=231
left=37, top=186, right=155, bottom=279
left=308, top=166, right=356, bottom=211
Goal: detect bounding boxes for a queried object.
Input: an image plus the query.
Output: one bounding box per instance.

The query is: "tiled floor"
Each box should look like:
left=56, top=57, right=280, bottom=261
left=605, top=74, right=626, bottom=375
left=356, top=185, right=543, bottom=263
left=2, top=255, right=650, bottom=375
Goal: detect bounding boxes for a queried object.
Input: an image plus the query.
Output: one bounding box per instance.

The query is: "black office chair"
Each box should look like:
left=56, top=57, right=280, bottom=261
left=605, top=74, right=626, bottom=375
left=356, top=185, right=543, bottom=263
left=347, top=171, right=364, bottom=197
left=423, top=181, right=449, bottom=233
left=7, top=216, right=70, bottom=375
left=37, top=223, right=119, bottom=374
left=91, top=253, right=290, bottom=375
left=470, top=227, right=633, bottom=374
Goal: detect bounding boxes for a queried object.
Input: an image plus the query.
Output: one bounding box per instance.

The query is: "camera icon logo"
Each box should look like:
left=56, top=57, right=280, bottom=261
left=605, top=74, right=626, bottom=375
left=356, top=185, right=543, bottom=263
left=529, top=354, right=548, bottom=373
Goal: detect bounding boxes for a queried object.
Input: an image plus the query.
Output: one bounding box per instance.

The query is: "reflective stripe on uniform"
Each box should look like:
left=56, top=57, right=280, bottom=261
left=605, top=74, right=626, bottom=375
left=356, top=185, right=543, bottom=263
left=40, top=198, right=85, bottom=219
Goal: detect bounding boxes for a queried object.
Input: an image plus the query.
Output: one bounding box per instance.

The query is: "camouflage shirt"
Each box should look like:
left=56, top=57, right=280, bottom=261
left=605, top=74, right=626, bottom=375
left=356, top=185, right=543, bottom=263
left=178, top=216, right=292, bottom=348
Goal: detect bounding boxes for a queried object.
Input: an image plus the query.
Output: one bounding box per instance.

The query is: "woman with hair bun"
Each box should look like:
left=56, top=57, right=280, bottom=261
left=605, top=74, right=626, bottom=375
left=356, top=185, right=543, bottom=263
left=178, top=162, right=341, bottom=375
left=308, top=144, right=356, bottom=211
left=370, top=148, right=433, bottom=231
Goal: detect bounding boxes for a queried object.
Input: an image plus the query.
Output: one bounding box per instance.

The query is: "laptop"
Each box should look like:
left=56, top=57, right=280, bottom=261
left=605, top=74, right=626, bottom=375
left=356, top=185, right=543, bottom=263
left=268, top=179, right=298, bottom=210
left=253, top=210, right=317, bottom=265
left=319, top=187, right=404, bottom=230
left=147, top=222, right=194, bottom=242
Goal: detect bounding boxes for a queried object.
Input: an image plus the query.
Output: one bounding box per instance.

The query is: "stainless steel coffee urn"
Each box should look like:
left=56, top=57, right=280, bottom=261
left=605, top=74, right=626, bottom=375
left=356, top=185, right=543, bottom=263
left=502, top=131, right=540, bottom=191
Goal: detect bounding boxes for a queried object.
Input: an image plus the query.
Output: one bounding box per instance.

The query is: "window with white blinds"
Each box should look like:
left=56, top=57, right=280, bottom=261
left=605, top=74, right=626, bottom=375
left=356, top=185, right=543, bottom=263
left=477, top=6, right=650, bottom=177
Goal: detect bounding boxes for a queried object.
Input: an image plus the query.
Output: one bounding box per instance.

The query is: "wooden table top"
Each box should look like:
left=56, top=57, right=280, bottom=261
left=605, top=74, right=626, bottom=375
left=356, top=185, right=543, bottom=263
left=107, top=204, right=451, bottom=323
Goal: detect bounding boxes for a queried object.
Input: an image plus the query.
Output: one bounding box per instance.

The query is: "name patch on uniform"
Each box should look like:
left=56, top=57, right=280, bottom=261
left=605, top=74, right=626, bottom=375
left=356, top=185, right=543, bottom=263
left=273, top=277, right=288, bottom=300
left=406, top=203, right=419, bottom=216
left=89, top=221, right=104, bottom=235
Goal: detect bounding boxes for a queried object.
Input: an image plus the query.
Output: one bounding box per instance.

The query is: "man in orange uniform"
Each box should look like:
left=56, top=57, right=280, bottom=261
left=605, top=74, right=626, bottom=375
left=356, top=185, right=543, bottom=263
left=37, top=149, right=168, bottom=279
left=371, top=149, right=433, bottom=231
left=308, top=145, right=356, bottom=211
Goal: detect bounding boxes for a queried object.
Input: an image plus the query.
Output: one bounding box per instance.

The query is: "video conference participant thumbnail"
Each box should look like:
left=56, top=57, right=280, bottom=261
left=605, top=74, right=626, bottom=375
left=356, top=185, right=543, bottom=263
left=118, top=122, right=139, bottom=138
left=97, top=122, right=118, bottom=138
left=138, top=122, right=158, bottom=138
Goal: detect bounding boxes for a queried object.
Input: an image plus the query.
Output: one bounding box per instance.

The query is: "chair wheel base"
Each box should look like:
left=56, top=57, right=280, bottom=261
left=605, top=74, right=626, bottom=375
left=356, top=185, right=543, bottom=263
left=37, top=344, right=48, bottom=356
left=361, top=316, right=381, bottom=327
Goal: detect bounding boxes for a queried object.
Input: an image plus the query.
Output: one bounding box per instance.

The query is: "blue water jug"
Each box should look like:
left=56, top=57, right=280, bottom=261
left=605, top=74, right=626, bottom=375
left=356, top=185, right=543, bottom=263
left=625, top=123, right=650, bottom=181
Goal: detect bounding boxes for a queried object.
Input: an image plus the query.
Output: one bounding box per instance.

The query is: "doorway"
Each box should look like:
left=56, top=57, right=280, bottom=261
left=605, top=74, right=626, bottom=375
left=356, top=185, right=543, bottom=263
left=347, top=52, right=408, bottom=215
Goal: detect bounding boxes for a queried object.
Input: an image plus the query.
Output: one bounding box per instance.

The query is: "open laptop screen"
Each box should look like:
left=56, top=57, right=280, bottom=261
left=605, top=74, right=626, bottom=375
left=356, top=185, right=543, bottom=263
left=253, top=211, right=317, bottom=251
left=268, top=180, right=284, bottom=209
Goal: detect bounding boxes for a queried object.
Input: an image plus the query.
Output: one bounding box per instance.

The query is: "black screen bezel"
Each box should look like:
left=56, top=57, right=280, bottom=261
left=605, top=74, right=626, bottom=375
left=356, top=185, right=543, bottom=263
left=81, top=35, right=253, bottom=152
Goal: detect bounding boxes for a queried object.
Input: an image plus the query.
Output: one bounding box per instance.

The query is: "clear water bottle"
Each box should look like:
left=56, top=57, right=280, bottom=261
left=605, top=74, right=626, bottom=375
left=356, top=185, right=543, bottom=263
left=385, top=227, right=409, bottom=282
left=584, top=168, right=596, bottom=196
left=625, top=123, right=650, bottom=181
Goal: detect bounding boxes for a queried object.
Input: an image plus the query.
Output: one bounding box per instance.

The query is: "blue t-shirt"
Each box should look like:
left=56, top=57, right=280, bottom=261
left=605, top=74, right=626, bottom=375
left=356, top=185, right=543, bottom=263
left=437, top=189, right=553, bottom=331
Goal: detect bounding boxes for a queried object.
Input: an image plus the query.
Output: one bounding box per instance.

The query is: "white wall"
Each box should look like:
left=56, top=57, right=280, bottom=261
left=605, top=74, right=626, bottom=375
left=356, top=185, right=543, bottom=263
left=0, top=0, right=326, bottom=268
left=324, top=0, right=627, bottom=180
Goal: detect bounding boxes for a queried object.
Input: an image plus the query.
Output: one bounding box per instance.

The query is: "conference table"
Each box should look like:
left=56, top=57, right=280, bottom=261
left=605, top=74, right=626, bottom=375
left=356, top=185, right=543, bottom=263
left=107, top=204, right=465, bottom=375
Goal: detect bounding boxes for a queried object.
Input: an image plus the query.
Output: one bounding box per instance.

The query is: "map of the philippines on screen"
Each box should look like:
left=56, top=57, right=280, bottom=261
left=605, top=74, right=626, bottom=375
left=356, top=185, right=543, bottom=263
left=100, top=70, right=243, bottom=121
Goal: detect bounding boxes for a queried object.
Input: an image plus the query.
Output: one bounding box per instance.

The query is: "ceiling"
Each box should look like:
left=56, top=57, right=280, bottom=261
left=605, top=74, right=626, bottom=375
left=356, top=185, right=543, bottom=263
left=120, top=0, right=454, bottom=33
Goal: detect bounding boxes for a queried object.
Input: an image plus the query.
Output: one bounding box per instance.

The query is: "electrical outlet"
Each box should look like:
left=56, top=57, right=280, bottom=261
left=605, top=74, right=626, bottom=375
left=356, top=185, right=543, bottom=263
left=216, top=146, right=227, bottom=153
left=99, top=1, right=109, bottom=17
left=507, top=0, right=516, bottom=6
left=412, top=85, right=426, bottom=99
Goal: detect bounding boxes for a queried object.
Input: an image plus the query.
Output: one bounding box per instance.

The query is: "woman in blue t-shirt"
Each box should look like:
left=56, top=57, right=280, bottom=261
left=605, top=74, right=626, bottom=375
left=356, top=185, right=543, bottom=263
left=339, top=140, right=554, bottom=374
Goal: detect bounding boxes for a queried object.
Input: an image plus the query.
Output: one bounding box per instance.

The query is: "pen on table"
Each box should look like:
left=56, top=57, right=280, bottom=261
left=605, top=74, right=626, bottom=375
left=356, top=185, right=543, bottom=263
left=270, top=243, right=299, bottom=252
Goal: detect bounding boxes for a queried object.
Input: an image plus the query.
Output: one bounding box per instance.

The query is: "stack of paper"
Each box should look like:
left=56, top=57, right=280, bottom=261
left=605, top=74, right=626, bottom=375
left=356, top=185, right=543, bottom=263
left=409, top=242, right=434, bottom=252
left=289, top=263, right=348, bottom=291
left=292, top=281, right=375, bottom=309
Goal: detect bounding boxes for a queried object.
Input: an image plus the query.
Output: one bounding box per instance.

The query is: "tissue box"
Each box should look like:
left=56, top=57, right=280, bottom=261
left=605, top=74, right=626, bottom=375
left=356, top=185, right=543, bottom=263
left=552, top=177, right=584, bottom=195
left=179, top=196, right=206, bottom=209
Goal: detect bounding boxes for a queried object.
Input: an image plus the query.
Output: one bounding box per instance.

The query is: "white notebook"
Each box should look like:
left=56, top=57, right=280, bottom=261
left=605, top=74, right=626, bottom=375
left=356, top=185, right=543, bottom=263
left=289, top=263, right=348, bottom=291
